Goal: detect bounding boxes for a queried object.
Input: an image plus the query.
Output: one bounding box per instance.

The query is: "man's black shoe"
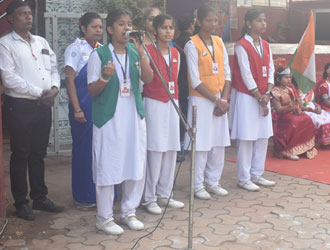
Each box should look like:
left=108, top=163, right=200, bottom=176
left=32, top=199, right=64, bottom=213
left=16, top=204, right=35, bottom=221
left=176, top=153, right=185, bottom=163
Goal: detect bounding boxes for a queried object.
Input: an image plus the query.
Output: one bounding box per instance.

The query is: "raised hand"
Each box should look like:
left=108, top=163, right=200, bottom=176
left=102, top=61, right=116, bottom=79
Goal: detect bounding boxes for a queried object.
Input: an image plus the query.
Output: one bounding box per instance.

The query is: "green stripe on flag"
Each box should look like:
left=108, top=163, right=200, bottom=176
left=289, top=50, right=297, bottom=67
left=291, top=69, right=315, bottom=94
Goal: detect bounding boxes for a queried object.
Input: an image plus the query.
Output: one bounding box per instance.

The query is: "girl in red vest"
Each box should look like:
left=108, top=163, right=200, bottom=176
left=316, top=63, right=330, bottom=112
left=184, top=6, right=231, bottom=200
left=229, top=9, right=276, bottom=192
left=142, top=14, right=184, bottom=215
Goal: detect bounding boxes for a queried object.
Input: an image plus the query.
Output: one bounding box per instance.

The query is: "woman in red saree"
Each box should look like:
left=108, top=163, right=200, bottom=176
left=270, top=67, right=317, bottom=160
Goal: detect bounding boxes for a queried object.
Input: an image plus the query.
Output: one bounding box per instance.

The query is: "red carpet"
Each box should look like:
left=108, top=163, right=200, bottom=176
left=227, top=149, right=330, bottom=184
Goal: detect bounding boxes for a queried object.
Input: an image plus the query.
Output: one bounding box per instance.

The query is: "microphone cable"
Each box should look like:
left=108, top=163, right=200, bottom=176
left=130, top=139, right=192, bottom=250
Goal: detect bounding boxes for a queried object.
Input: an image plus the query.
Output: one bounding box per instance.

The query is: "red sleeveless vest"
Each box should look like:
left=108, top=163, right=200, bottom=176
left=143, top=44, right=179, bottom=102
left=232, top=37, right=270, bottom=96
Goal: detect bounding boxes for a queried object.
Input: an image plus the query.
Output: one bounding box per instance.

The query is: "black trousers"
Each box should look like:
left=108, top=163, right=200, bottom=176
left=3, top=95, right=51, bottom=207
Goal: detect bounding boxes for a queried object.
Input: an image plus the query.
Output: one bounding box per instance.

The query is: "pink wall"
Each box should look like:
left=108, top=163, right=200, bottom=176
left=231, top=1, right=329, bottom=44
left=231, top=6, right=288, bottom=42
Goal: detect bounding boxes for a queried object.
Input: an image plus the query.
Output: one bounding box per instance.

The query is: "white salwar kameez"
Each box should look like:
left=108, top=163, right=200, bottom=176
left=87, top=44, right=146, bottom=221
left=229, top=34, right=274, bottom=183
left=183, top=39, right=231, bottom=189
left=143, top=54, right=181, bottom=203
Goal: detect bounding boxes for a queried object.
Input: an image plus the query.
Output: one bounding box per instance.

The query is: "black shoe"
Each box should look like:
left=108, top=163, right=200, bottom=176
left=16, top=204, right=35, bottom=221
left=32, top=199, right=64, bottom=213
left=176, top=153, right=185, bottom=163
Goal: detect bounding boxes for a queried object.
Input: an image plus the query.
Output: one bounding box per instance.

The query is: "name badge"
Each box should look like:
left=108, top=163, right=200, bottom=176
left=120, top=82, right=130, bottom=97
left=262, top=66, right=267, bottom=78
left=169, top=81, right=175, bottom=94
left=212, top=62, right=219, bottom=74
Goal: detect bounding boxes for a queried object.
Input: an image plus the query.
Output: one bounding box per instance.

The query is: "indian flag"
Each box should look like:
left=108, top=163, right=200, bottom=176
left=289, top=10, right=315, bottom=94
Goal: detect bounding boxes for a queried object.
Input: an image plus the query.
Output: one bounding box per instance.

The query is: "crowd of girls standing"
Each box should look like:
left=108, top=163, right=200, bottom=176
left=63, top=5, right=330, bottom=236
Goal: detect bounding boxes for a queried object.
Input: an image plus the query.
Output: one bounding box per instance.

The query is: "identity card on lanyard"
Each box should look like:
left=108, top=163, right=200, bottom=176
left=253, top=40, right=267, bottom=78
left=156, top=45, right=175, bottom=94
left=113, top=48, right=130, bottom=97
left=199, top=34, right=218, bottom=75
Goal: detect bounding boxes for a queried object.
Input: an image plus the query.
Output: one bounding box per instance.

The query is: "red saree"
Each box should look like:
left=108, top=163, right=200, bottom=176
left=271, top=86, right=317, bottom=158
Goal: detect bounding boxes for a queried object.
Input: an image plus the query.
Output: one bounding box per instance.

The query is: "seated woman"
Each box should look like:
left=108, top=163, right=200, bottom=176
left=271, top=67, right=317, bottom=160
left=301, top=88, right=330, bottom=146
left=316, top=63, right=330, bottom=113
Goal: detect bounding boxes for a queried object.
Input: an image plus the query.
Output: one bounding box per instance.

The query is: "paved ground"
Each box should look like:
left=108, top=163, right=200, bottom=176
left=0, top=143, right=330, bottom=250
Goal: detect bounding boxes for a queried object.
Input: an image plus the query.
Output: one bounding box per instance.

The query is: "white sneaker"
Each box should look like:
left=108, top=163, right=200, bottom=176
left=194, top=187, right=211, bottom=200
left=238, top=181, right=260, bottom=192
left=158, top=198, right=184, bottom=209
left=96, top=218, right=124, bottom=235
left=121, top=214, right=144, bottom=231
left=206, top=184, right=228, bottom=196
left=287, top=155, right=299, bottom=161
left=252, top=177, right=276, bottom=187
left=144, top=202, right=162, bottom=215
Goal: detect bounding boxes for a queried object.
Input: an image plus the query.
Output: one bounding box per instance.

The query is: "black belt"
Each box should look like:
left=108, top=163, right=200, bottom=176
left=4, top=95, right=41, bottom=105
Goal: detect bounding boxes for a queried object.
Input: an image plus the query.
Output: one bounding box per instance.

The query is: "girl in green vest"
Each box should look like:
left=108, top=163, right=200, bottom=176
left=87, top=9, right=153, bottom=236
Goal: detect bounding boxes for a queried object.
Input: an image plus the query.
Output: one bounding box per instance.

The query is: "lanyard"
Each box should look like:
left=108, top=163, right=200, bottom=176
left=113, top=48, right=128, bottom=83
left=253, top=39, right=264, bottom=65
left=155, top=43, right=172, bottom=81
left=198, top=34, right=215, bottom=62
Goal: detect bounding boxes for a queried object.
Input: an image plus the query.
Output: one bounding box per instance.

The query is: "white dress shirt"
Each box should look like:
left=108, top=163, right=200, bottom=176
left=0, top=31, right=60, bottom=100
left=234, top=34, right=274, bottom=90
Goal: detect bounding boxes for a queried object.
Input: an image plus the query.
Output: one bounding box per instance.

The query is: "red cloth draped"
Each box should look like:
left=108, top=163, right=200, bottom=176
left=272, top=111, right=315, bottom=155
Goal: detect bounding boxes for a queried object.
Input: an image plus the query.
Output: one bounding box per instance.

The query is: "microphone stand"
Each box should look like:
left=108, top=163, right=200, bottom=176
left=138, top=35, right=197, bottom=250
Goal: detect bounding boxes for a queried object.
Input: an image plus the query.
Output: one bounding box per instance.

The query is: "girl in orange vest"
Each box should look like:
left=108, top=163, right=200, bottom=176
left=142, top=14, right=184, bottom=215
left=184, top=5, right=231, bottom=200
left=229, top=9, right=275, bottom=191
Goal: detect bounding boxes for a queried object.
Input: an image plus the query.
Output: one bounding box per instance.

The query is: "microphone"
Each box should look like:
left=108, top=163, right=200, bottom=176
left=125, top=30, right=145, bottom=39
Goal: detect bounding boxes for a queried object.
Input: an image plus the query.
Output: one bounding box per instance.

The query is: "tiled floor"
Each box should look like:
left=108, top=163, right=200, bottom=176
left=1, top=144, right=330, bottom=250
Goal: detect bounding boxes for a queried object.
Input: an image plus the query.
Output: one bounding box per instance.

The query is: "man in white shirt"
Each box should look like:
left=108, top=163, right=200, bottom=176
left=0, top=0, right=63, bottom=220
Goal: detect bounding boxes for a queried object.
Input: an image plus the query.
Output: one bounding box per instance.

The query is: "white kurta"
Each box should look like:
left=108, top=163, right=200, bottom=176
left=229, top=34, right=274, bottom=140
left=302, top=91, right=330, bottom=129
left=183, top=40, right=231, bottom=151
left=229, top=89, right=273, bottom=140
left=144, top=54, right=180, bottom=152
left=87, top=44, right=146, bottom=186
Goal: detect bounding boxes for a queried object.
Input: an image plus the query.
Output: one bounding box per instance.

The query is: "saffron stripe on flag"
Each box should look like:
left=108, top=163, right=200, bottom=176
left=289, top=10, right=316, bottom=93
left=290, top=11, right=315, bottom=74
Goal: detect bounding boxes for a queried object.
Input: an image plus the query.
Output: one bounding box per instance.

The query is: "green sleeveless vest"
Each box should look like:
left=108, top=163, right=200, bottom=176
left=92, top=43, right=145, bottom=128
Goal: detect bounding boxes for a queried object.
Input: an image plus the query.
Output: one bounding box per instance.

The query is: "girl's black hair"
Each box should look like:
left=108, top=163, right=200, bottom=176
left=194, top=5, right=217, bottom=34
left=240, top=9, right=264, bottom=39
left=106, top=9, right=132, bottom=41
left=177, top=13, right=195, bottom=32
left=275, top=67, right=286, bottom=86
left=152, top=14, right=174, bottom=37
left=323, top=63, right=330, bottom=79
left=78, top=12, right=101, bottom=37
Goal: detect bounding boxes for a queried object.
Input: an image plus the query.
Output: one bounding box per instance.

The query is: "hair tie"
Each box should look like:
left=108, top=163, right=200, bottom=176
left=77, top=20, right=82, bottom=26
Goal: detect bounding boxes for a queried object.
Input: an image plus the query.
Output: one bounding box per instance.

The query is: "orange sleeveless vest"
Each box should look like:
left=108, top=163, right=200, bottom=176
left=188, top=34, right=225, bottom=97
